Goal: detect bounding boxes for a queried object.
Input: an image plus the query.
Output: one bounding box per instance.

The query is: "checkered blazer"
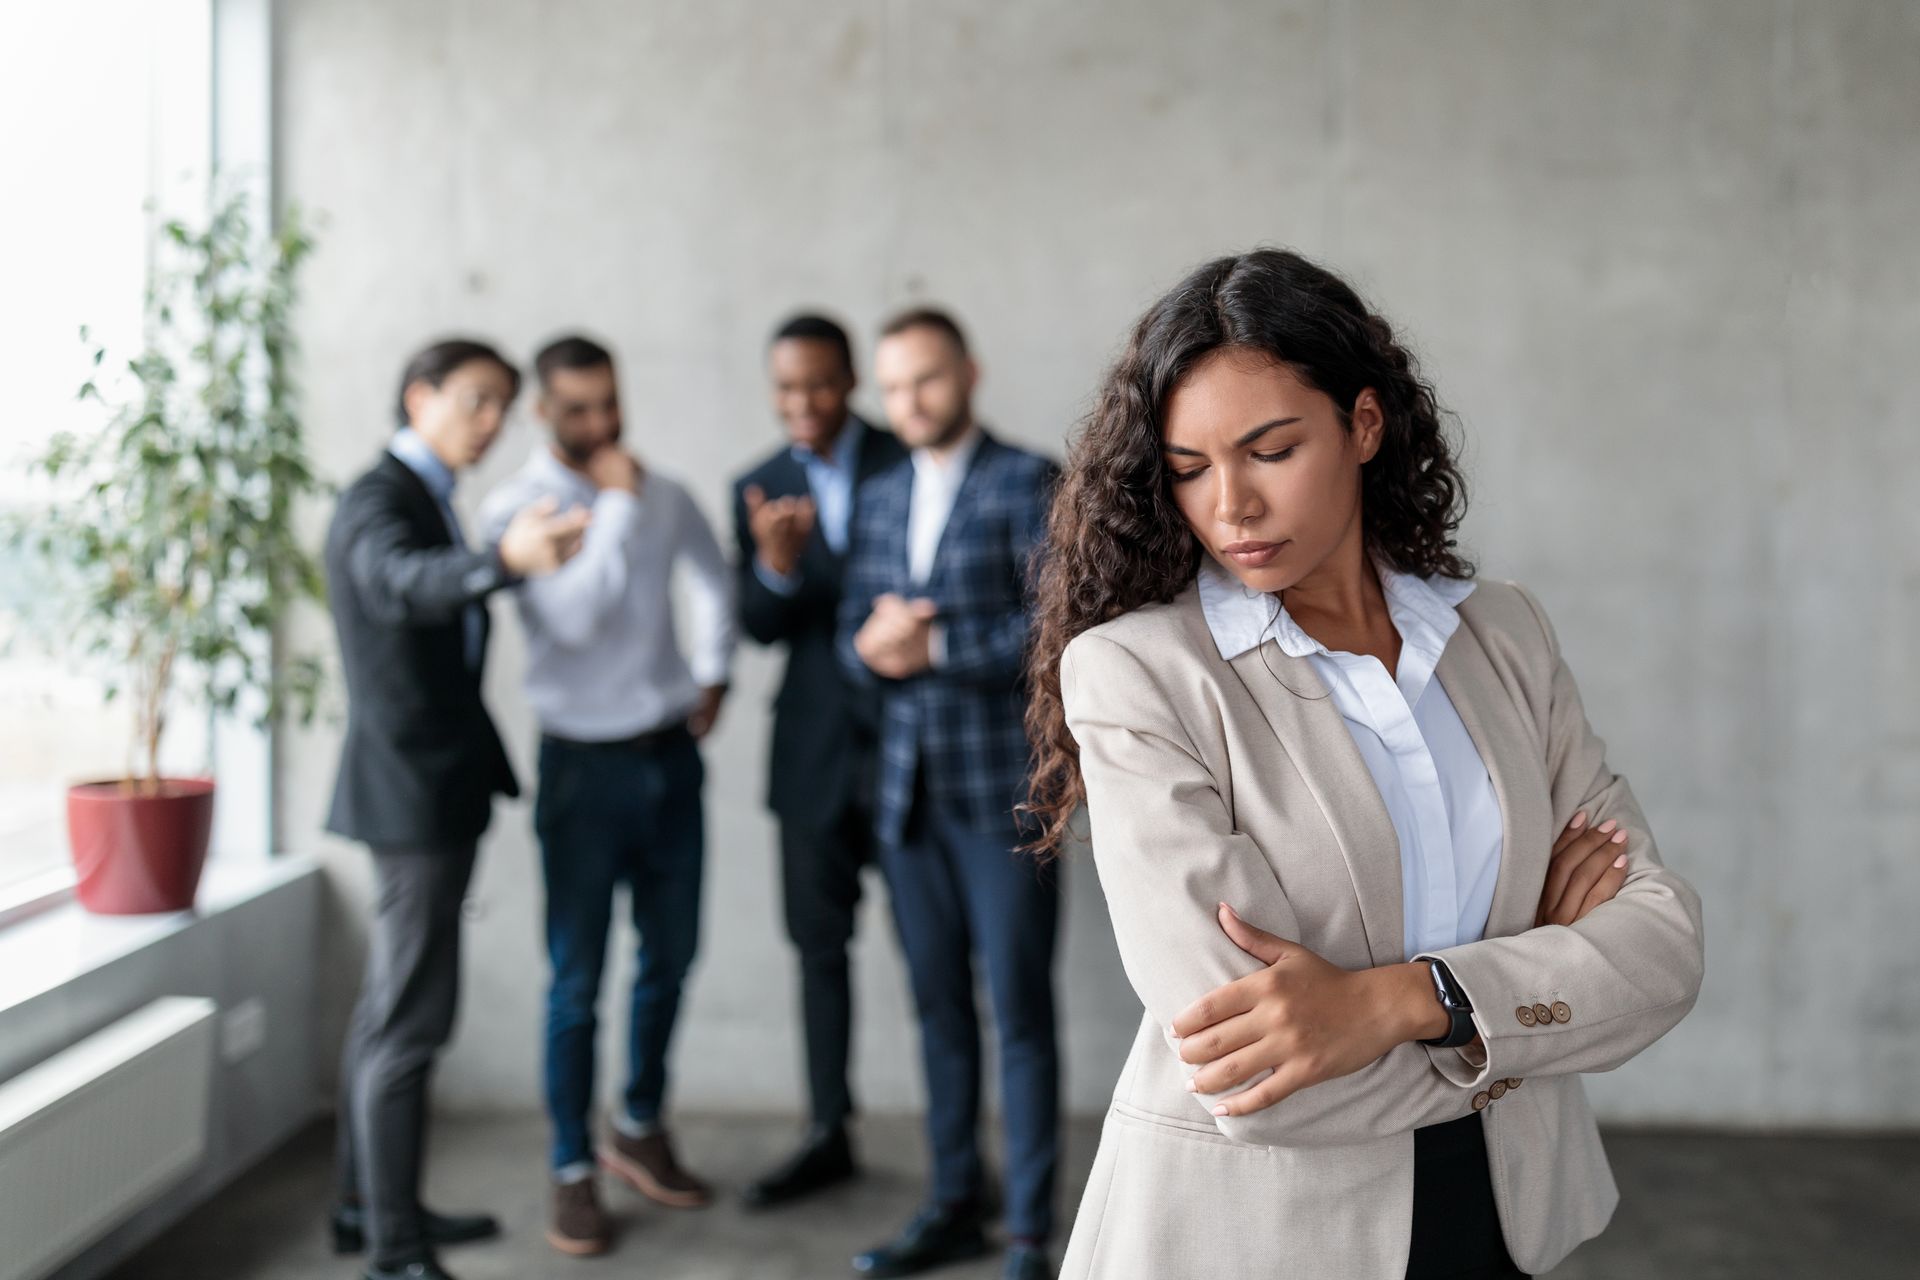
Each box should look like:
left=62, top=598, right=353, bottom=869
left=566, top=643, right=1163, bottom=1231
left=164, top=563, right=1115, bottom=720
left=836, top=431, right=1059, bottom=848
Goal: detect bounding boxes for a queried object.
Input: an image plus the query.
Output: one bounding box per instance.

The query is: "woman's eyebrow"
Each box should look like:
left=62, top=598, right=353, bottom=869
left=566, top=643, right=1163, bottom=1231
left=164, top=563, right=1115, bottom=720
left=1163, top=417, right=1304, bottom=457
left=1235, top=417, right=1301, bottom=446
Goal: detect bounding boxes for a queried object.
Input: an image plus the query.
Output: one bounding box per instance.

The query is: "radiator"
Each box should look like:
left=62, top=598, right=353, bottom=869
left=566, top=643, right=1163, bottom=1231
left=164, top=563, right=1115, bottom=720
left=0, top=997, right=217, bottom=1280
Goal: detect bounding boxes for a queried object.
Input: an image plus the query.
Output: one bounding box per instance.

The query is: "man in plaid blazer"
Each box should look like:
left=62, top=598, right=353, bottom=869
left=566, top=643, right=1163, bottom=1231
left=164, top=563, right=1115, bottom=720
left=836, top=309, right=1061, bottom=1280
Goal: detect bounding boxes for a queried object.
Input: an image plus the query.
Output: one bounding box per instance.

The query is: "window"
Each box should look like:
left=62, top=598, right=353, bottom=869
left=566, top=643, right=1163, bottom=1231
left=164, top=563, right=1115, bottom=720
left=0, top=1, right=215, bottom=898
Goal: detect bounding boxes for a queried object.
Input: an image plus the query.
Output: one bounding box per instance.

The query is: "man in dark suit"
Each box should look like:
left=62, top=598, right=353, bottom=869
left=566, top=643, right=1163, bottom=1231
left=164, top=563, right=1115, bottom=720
left=731, top=315, right=908, bottom=1208
left=324, top=338, right=588, bottom=1280
left=837, top=310, right=1061, bottom=1280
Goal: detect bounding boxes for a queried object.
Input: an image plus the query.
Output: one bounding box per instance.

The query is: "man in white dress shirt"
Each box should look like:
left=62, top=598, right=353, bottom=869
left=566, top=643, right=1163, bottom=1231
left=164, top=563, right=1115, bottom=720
left=478, top=335, right=735, bottom=1258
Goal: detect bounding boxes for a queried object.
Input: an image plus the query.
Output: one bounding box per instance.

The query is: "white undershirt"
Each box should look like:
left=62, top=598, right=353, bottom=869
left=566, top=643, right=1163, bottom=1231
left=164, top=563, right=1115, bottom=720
left=1196, top=557, right=1502, bottom=961
left=906, top=425, right=982, bottom=587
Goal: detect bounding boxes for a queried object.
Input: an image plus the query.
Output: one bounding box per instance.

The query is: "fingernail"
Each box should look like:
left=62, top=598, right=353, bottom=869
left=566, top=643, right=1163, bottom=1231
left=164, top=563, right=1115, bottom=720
left=1570, top=811, right=1588, bottom=829
left=1184, top=1078, right=1198, bottom=1093
left=1211, top=1105, right=1229, bottom=1117
left=1611, top=831, right=1627, bottom=844
left=1612, top=854, right=1628, bottom=867
left=1598, top=819, right=1617, bottom=833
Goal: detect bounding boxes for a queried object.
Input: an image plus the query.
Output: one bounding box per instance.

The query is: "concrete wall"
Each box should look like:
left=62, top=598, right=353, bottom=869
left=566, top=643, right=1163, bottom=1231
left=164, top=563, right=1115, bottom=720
left=276, top=0, right=1920, bottom=1126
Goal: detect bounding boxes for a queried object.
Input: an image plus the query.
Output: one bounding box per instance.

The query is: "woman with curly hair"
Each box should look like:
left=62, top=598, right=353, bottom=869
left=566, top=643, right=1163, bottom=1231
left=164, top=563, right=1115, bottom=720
left=1025, top=249, right=1704, bottom=1279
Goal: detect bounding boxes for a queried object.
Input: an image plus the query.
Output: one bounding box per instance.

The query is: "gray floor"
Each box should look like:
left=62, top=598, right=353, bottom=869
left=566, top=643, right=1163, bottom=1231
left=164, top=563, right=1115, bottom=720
left=112, top=1114, right=1920, bottom=1279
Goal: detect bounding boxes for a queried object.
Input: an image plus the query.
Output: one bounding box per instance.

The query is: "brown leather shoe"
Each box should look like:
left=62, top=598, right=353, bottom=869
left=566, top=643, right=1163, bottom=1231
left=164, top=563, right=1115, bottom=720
left=599, top=1128, right=713, bottom=1209
left=547, top=1179, right=610, bottom=1257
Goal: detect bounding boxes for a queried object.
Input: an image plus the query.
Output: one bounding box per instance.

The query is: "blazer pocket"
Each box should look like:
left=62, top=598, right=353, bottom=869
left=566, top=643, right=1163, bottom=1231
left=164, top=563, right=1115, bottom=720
left=1107, top=1101, right=1263, bottom=1152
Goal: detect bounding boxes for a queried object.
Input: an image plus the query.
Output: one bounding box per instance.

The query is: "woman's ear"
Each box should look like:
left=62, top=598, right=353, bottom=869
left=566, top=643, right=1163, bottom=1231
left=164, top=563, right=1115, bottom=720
left=1351, top=388, right=1385, bottom=463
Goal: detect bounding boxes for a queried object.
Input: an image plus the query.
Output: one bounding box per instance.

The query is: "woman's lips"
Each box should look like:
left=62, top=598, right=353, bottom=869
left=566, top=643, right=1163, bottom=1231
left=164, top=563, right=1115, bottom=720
left=1221, top=540, right=1286, bottom=568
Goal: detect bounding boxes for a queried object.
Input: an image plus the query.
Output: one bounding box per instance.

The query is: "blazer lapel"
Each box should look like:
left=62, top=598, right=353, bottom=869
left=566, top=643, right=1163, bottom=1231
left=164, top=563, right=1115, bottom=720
left=882, top=466, right=915, bottom=592
left=379, top=452, right=454, bottom=548
left=1436, top=615, right=1554, bottom=941
left=1225, top=639, right=1406, bottom=968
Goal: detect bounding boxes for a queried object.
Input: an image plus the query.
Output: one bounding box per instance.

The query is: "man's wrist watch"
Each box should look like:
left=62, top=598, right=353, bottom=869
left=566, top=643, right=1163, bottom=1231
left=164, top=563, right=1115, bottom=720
left=1419, top=959, right=1477, bottom=1048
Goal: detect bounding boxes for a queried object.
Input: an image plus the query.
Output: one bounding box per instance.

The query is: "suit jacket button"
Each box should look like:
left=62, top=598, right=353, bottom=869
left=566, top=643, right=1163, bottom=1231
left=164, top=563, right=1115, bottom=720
left=1515, top=1006, right=1537, bottom=1027
left=1551, top=1001, right=1572, bottom=1024
left=1506, top=1077, right=1524, bottom=1089
left=1532, top=1003, right=1554, bottom=1025
left=1489, top=1080, right=1508, bottom=1100
left=1472, top=1091, right=1490, bottom=1111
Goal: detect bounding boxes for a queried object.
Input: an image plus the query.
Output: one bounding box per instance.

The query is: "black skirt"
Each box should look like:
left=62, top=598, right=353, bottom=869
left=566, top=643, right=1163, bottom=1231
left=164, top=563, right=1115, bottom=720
left=1404, top=1114, right=1527, bottom=1279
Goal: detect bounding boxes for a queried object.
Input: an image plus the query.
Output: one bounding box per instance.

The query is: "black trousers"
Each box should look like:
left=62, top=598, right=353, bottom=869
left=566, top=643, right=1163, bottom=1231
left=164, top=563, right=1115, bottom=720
left=334, top=842, right=477, bottom=1269
left=1405, top=1114, right=1528, bottom=1279
left=778, top=799, right=875, bottom=1128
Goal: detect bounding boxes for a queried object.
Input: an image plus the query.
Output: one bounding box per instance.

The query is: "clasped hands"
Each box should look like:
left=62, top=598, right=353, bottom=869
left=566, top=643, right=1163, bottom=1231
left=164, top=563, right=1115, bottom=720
left=1174, top=810, right=1632, bottom=1118
left=853, top=592, right=938, bottom=679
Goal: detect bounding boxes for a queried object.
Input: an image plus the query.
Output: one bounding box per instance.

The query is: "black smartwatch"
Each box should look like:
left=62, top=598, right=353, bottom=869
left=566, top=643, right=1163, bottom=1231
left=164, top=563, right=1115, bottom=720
left=1418, top=959, right=1477, bottom=1048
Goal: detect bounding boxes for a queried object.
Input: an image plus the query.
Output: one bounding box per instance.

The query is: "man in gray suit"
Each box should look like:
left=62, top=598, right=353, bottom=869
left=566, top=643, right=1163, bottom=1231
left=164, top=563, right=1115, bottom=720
left=325, top=339, right=586, bottom=1280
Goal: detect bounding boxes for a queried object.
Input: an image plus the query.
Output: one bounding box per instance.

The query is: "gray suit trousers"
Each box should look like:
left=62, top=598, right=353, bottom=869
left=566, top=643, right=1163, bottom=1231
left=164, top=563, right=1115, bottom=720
left=334, top=842, right=477, bottom=1267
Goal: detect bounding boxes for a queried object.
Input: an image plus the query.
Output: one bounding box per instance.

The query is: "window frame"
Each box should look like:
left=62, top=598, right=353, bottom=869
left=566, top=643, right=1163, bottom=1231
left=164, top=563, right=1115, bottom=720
left=0, top=0, right=278, bottom=921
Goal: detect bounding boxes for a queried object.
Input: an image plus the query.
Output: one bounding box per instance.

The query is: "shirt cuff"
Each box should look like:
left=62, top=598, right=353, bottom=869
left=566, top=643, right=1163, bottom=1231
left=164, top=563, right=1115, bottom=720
left=471, top=545, right=516, bottom=595
left=753, top=558, right=801, bottom=597
left=927, top=622, right=946, bottom=668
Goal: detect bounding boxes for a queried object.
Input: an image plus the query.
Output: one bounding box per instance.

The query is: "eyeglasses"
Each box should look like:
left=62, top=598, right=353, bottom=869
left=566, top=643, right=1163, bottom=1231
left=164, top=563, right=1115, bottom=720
left=453, top=389, right=514, bottom=416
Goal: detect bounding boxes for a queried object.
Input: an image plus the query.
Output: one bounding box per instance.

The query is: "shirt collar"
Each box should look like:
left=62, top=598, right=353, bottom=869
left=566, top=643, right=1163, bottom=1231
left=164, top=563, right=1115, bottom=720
left=530, top=444, right=597, bottom=495
left=388, top=427, right=457, bottom=503
left=910, top=423, right=983, bottom=485
left=790, top=415, right=865, bottom=474
left=1195, top=555, right=1475, bottom=664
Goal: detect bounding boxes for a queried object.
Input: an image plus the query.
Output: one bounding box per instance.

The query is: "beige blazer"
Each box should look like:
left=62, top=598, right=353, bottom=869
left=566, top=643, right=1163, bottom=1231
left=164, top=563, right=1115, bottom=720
left=1058, top=579, right=1705, bottom=1279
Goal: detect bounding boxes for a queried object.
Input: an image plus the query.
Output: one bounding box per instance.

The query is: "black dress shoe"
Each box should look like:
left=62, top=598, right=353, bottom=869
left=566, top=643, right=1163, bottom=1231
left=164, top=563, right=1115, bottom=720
left=331, top=1204, right=500, bottom=1255
left=1003, top=1243, right=1052, bottom=1280
left=851, top=1201, right=990, bottom=1277
left=742, top=1124, right=857, bottom=1210
left=362, top=1256, right=459, bottom=1280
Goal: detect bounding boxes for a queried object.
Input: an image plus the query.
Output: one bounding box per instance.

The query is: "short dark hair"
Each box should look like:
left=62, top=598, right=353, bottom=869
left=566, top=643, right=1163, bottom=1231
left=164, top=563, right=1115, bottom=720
left=770, top=313, right=855, bottom=376
left=534, top=334, right=615, bottom=391
left=395, top=338, right=520, bottom=427
left=880, top=306, right=969, bottom=358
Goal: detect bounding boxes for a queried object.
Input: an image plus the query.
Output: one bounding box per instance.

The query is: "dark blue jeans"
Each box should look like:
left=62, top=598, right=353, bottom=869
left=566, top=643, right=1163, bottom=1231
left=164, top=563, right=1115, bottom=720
left=881, top=789, right=1062, bottom=1242
left=535, top=728, right=705, bottom=1174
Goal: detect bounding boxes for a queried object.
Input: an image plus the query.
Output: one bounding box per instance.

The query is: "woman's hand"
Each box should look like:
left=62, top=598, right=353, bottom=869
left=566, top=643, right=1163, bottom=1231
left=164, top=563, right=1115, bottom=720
left=1172, top=905, right=1446, bottom=1118
left=1535, top=811, right=1630, bottom=928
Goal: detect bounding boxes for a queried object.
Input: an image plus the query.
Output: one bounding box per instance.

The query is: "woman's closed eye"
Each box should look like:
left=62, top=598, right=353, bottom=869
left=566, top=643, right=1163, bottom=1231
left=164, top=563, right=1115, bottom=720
left=1167, top=445, right=1295, bottom=484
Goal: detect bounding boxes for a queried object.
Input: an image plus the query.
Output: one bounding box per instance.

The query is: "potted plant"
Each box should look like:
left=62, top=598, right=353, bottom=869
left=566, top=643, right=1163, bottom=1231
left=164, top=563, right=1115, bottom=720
left=5, top=188, right=326, bottom=914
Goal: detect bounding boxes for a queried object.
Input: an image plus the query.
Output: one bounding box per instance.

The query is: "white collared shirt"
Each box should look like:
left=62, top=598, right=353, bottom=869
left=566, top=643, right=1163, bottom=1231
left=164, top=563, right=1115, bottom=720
left=906, top=424, right=982, bottom=587
left=1196, top=557, right=1502, bottom=961
left=478, top=449, right=736, bottom=741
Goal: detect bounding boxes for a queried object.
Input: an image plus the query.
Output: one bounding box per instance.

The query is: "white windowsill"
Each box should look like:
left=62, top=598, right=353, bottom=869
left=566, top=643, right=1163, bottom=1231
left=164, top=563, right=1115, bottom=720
left=0, top=867, right=80, bottom=928
left=0, top=854, right=318, bottom=1018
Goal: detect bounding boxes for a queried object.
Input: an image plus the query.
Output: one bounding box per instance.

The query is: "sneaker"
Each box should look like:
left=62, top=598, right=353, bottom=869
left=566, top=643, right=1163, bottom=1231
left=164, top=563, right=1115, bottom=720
left=599, top=1127, right=713, bottom=1209
left=547, top=1178, right=610, bottom=1257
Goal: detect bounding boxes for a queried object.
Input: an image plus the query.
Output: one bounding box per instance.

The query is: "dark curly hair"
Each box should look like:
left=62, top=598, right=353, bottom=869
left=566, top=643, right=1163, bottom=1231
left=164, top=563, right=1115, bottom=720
left=1022, top=248, right=1474, bottom=856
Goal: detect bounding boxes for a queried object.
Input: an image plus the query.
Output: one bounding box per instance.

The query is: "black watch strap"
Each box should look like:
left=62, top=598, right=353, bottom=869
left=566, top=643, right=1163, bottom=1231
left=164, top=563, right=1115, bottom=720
left=1419, top=959, right=1477, bottom=1049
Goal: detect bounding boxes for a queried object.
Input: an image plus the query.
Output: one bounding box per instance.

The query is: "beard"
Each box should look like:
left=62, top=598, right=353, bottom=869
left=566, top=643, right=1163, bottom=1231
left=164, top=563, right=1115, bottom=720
left=908, top=403, right=971, bottom=451
left=555, top=422, right=620, bottom=467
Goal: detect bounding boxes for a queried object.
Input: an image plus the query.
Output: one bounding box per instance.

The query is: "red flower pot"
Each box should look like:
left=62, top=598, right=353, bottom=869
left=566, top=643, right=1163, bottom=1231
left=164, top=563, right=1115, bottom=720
left=66, top=777, right=216, bottom=914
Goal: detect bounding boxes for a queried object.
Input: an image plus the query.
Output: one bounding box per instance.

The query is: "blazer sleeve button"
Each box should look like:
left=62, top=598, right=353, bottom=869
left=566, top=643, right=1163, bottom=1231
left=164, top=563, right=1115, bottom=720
left=1551, top=1001, right=1572, bottom=1024
left=1489, top=1080, right=1508, bottom=1100
left=1506, top=1077, right=1524, bottom=1089
left=1515, top=1006, right=1537, bottom=1027
left=1532, top=1003, right=1554, bottom=1026
left=1472, top=1091, right=1491, bottom=1111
